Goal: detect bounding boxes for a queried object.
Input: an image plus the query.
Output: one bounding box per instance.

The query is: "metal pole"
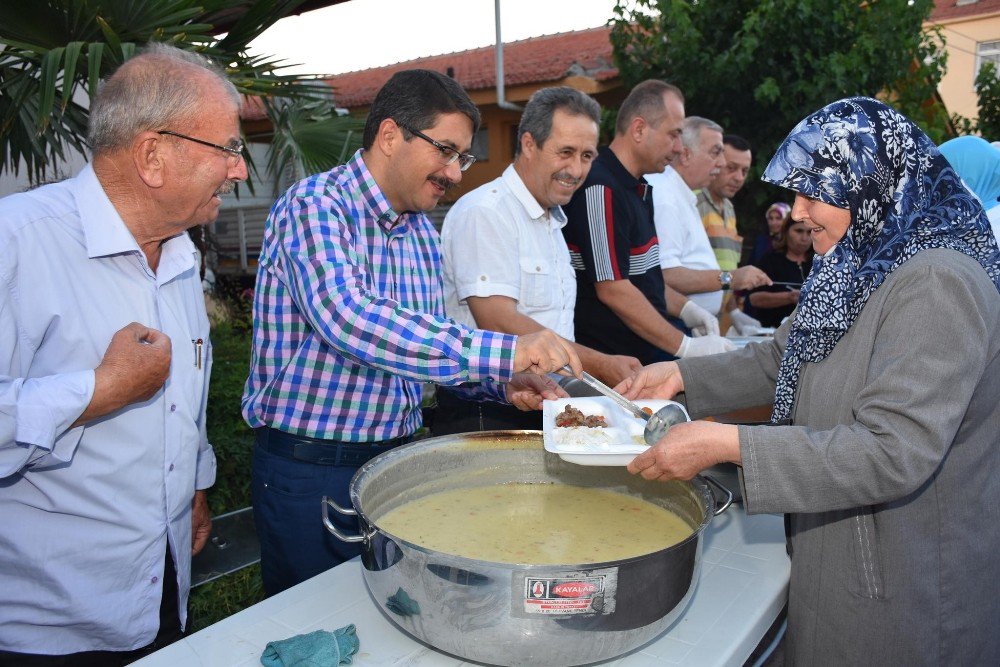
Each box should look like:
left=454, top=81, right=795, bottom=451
left=237, top=208, right=248, bottom=272
left=494, top=0, right=521, bottom=111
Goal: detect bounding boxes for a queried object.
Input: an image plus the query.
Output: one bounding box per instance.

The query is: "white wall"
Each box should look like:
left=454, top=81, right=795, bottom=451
left=0, top=148, right=90, bottom=198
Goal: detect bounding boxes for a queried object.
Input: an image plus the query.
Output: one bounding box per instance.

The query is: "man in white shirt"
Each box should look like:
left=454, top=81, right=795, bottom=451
left=438, top=87, right=640, bottom=433
left=0, top=44, right=244, bottom=663
left=646, top=117, right=770, bottom=333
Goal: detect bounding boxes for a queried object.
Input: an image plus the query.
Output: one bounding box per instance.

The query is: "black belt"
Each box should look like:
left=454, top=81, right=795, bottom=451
left=254, top=426, right=412, bottom=466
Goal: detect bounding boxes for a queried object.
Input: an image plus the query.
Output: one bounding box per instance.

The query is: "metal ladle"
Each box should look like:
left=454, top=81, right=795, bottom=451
left=560, top=367, right=689, bottom=445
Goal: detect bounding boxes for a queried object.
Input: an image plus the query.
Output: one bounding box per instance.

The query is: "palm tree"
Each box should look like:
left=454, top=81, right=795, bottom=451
left=0, top=0, right=362, bottom=185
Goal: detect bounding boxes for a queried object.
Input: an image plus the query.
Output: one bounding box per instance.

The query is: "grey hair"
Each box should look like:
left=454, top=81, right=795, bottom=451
left=87, top=43, right=241, bottom=155
left=514, top=86, right=600, bottom=157
left=681, top=116, right=724, bottom=151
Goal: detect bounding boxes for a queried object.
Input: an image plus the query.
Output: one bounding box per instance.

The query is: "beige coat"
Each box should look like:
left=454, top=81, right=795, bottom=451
left=679, top=249, right=1000, bottom=666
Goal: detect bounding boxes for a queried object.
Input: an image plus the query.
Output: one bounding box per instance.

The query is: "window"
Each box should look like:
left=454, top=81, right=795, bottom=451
left=471, top=127, right=489, bottom=162
left=976, top=40, right=1000, bottom=83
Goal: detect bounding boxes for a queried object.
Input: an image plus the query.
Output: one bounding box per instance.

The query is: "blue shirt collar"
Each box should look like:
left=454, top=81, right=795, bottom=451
left=73, top=163, right=196, bottom=284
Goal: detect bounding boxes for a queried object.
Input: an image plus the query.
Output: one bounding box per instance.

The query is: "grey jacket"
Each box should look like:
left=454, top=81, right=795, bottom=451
left=679, top=249, right=1000, bottom=666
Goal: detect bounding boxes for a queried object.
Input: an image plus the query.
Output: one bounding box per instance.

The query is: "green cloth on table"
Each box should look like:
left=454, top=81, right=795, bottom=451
left=260, top=624, right=359, bottom=666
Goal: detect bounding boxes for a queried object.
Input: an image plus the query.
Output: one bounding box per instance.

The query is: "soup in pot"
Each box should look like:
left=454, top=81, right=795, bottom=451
left=376, top=482, right=693, bottom=564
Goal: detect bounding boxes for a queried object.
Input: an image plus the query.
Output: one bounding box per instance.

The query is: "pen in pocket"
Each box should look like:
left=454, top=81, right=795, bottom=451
left=192, top=338, right=203, bottom=369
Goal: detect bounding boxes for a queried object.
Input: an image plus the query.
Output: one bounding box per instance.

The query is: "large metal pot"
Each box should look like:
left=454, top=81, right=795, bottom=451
left=322, top=431, right=730, bottom=666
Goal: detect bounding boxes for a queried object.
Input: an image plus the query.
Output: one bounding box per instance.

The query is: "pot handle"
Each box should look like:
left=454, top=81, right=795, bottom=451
left=321, top=496, right=364, bottom=543
left=701, top=474, right=734, bottom=516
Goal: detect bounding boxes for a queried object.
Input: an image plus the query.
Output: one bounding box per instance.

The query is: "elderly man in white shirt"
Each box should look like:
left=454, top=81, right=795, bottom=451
left=0, top=44, right=246, bottom=664
left=437, top=87, right=641, bottom=433
left=647, top=117, right=771, bottom=334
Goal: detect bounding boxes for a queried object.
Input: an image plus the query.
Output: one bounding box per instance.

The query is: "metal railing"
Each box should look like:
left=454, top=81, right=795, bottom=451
left=208, top=198, right=454, bottom=276
left=209, top=197, right=274, bottom=275
left=191, top=506, right=260, bottom=587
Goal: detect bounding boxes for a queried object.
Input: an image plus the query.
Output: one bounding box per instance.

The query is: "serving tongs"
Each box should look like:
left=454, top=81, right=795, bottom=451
left=560, top=366, right=688, bottom=445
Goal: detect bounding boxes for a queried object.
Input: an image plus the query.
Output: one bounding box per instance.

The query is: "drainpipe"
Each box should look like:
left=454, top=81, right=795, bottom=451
left=495, top=0, right=521, bottom=111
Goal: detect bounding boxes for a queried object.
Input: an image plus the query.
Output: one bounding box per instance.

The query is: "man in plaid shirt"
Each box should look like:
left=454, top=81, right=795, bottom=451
left=242, top=70, right=580, bottom=595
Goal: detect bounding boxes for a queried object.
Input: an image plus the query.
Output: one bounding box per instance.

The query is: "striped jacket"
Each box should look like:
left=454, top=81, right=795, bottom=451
left=562, top=146, right=669, bottom=365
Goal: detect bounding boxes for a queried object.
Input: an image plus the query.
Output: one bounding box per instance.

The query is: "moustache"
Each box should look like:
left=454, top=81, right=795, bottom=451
left=428, top=175, right=455, bottom=192
left=214, top=180, right=237, bottom=197
left=553, top=172, right=581, bottom=187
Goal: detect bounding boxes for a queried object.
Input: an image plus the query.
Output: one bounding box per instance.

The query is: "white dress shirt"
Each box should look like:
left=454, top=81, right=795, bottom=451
left=442, top=165, right=577, bottom=339
left=646, top=167, right=724, bottom=315
left=0, top=165, right=216, bottom=653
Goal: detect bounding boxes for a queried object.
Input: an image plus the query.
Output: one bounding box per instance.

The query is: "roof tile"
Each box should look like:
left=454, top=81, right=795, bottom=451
left=325, top=25, right=616, bottom=108
left=929, top=0, right=1000, bottom=23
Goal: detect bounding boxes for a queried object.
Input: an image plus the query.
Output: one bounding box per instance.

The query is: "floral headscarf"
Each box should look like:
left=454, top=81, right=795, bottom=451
left=761, top=97, right=1000, bottom=423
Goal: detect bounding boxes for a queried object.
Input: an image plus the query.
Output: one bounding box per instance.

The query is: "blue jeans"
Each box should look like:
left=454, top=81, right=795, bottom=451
left=251, top=429, right=408, bottom=596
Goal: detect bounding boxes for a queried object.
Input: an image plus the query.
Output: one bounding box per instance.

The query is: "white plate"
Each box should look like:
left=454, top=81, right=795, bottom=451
left=542, top=396, right=689, bottom=466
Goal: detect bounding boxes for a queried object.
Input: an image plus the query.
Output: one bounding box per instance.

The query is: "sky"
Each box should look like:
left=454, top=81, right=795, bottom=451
left=249, top=0, right=622, bottom=76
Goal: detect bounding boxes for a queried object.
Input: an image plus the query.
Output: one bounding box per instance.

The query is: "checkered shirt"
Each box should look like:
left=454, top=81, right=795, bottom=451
left=242, top=150, right=515, bottom=441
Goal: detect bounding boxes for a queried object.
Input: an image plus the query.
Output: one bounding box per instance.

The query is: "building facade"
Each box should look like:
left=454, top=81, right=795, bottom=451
left=928, top=0, right=1000, bottom=125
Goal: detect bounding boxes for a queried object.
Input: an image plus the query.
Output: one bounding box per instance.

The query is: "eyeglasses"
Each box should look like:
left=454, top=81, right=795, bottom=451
left=157, top=130, right=245, bottom=162
left=399, top=124, right=476, bottom=172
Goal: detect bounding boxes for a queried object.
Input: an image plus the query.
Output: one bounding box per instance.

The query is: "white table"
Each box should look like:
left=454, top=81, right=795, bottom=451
left=135, top=510, right=789, bottom=667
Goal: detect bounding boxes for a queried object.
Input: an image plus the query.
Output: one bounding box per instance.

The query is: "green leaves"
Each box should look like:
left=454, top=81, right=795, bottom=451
left=609, top=0, right=949, bottom=234
left=0, top=0, right=340, bottom=183
left=260, top=92, right=364, bottom=186
left=974, top=62, right=1000, bottom=139
left=953, top=61, right=1000, bottom=139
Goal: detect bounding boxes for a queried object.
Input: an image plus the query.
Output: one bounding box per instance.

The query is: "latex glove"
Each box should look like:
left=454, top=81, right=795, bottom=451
left=679, top=300, right=720, bottom=337
left=729, top=309, right=764, bottom=336
left=676, top=334, right=735, bottom=358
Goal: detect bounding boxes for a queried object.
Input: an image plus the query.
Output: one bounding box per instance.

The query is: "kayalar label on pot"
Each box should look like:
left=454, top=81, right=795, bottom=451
left=517, top=568, right=618, bottom=616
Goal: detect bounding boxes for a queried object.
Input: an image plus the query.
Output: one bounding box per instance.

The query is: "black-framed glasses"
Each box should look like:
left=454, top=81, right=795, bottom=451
left=157, top=130, right=245, bottom=162
left=399, top=124, right=476, bottom=172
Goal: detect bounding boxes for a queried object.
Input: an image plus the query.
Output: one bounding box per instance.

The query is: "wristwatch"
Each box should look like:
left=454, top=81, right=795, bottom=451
left=719, top=271, right=732, bottom=290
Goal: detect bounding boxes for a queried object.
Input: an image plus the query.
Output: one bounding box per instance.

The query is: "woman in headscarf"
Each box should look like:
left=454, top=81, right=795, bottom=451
left=939, top=135, right=1000, bottom=240
left=616, top=97, right=1000, bottom=664
left=750, top=201, right=791, bottom=264
left=746, top=213, right=814, bottom=327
